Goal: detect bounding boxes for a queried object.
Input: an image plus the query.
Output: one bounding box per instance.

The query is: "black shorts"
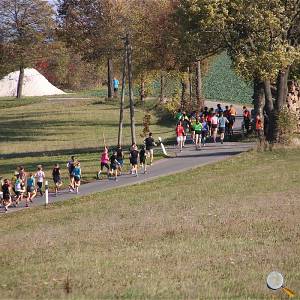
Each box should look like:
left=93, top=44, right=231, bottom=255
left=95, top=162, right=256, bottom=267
left=110, top=164, right=117, bottom=170
left=3, top=194, right=11, bottom=201
left=140, top=158, right=146, bottom=164
left=212, top=124, right=218, bottom=129
left=15, top=191, right=22, bottom=197
left=219, top=127, right=225, bottom=133
left=37, top=182, right=43, bottom=189
left=201, top=131, right=208, bottom=137
left=53, top=176, right=61, bottom=184
left=27, top=186, right=35, bottom=193
left=101, top=162, right=109, bottom=170
left=195, top=130, right=201, bottom=135
left=130, top=159, right=138, bottom=165
left=74, top=176, right=80, bottom=182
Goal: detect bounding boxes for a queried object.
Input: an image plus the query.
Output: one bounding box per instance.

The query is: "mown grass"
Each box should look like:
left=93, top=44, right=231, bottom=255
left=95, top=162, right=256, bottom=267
left=0, top=148, right=299, bottom=299
left=0, top=96, right=172, bottom=186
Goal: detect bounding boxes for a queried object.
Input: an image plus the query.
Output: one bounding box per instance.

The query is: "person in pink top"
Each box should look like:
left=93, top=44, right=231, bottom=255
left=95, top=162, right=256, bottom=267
left=211, top=113, right=219, bottom=143
left=176, top=121, right=185, bottom=152
left=97, top=147, right=110, bottom=179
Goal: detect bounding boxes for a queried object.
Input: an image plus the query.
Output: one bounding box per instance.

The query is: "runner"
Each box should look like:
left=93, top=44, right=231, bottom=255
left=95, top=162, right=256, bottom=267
left=176, top=121, right=185, bottom=152
left=256, top=114, right=264, bottom=144
left=211, top=113, right=219, bottom=143
left=243, top=106, right=251, bottom=134
left=35, top=165, right=45, bottom=196
left=52, top=164, right=62, bottom=196
left=116, top=146, right=124, bottom=175
left=109, top=152, right=119, bottom=181
left=181, top=112, right=190, bottom=147
left=26, top=173, right=36, bottom=207
left=98, top=147, right=110, bottom=179
left=206, top=111, right=213, bottom=136
left=14, top=174, right=24, bottom=207
left=175, top=109, right=183, bottom=122
left=218, top=112, right=229, bottom=144
left=228, top=104, right=237, bottom=136
left=190, top=116, right=196, bottom=143
left=201, top=117, right=209, bottom=146
left=129, top=143, right=139, bottom=177
left=144, top=132, right=156, bottom=165
left=140, top=145, right=147, bottom=174
left=1, top=179, right=12, bottom=212
left=18, top=166, right=26, bottom=193
left=215, top=104, right=223, bottom=116
left=194, top=118, right=203, bottom=150
left=67, top=156, right=76, bottom=192
left=72, top=162, right=81, bottom=193
left=113, top=77, right=119, bottom=96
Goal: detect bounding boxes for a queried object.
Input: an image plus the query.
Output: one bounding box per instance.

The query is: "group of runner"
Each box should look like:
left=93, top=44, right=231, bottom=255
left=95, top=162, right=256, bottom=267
left=175, top=104, right=238, bottom=151
left=0, top=133, right=157, bottom=212
left=1, top=103, right=254, bottom=213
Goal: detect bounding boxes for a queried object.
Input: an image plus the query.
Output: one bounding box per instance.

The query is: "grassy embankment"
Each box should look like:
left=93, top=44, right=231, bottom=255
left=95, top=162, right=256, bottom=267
left=0, top=96, right=172, bottom=188
left=0, top=147, right=299, bottom=299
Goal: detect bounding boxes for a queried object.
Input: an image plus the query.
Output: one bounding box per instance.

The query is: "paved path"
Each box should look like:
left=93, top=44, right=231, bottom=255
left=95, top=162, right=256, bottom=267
left=3, top=139, right=254, bottom=215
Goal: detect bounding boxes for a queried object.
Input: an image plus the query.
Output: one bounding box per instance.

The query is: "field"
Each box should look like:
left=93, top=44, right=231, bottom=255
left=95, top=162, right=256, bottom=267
left=0, top=96, right=171, bottom=187
left=0, top=148, right=299, bottom=299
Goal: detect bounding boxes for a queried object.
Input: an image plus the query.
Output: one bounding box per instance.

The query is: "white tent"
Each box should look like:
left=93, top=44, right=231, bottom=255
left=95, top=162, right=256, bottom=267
left=0, top=68, right=66, bottom=97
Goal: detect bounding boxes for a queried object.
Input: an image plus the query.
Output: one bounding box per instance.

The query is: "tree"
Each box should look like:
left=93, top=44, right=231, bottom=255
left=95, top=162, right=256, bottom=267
left=0, top=0, right=54, bottom=98
left=176, top=0, right=300, bottom=141
left=57, top=0, right=125, bottom=99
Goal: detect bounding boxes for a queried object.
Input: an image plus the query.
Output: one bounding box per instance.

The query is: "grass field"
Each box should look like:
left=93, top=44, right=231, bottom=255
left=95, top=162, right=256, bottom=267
left=0, top=148, right=299, bottom=299
left=0, top=96, right=171, bottom=187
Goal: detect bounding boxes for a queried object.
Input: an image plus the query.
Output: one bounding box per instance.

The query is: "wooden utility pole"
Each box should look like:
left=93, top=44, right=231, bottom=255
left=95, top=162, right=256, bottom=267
left=107, top=58, right=114, bottom=99
left=126, top=35, right=136, bottom=144
left=117, top=39, right=128, bottom=147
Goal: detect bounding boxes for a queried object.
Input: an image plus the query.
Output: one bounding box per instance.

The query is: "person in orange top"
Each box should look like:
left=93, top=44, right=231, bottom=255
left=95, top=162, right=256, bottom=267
left=243, top=106, right=251, bottom=134
left=256, top=114, right=264, bottom=142
left=228, top=105, right=237, bottom=136
left=176, top=121, right=185, bottom=152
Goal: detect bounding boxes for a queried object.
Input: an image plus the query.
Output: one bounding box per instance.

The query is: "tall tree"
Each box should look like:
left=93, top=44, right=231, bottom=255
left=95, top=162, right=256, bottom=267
left=57, top=0, right=124, bottom=99
left=0, top=0, right=54, bottom=98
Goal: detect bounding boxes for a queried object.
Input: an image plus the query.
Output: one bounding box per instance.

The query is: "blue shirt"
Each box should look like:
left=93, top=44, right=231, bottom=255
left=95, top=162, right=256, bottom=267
left=72, top=167, right=81, bottom=178
left=218, top=117, right=228, bottom=128
left=113, top=79, right=119, bottom=89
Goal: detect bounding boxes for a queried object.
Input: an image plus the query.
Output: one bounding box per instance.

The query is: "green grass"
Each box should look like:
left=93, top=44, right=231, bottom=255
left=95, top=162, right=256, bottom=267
left=0, top=96, right=172, bottom=188
left=0, top=148, right=299, bottom=299
left=203, top=52, right=253, bottom=104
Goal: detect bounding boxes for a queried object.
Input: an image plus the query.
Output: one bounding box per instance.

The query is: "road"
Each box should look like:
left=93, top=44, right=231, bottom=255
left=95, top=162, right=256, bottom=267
left=3, top=139, right=253, bottom=214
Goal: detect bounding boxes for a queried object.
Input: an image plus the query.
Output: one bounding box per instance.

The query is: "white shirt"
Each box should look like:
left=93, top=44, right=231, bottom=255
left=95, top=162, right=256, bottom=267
left=35, top=171, right=45, bottom=183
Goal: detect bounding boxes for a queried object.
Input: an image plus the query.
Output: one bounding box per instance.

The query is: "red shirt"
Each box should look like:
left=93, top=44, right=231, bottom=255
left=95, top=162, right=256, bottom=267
left=176, top=125, right=185, bottom=137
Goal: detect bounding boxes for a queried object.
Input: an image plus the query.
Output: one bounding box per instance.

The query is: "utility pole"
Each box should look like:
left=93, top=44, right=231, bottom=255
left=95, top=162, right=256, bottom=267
left=117, top=38, right=128, bottom=147
left=126, top=34, right=136, bottom=145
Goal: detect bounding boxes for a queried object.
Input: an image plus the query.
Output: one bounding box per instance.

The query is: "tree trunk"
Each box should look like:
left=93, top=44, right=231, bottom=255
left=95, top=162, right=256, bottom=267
left=253, top=78, right=265, bottom=117
left=275, top=68, right=290, bottom=111
left=126, top=38, right=136, bottom=145
left=181, top=73, right=189, bottom=111
left=17, top=65, right=24, bottom=99
left=159, top=72, right=165, bottom=103
left=140, top=74, right=145, bottom=105
left=269, top=67, right=290, bottom=142
left=107, top=58, right=114, bottom=99
left=264, top=79, right=273, bottom=114
left=188, top=66, right=192, bottom=105
left=264, top=80, right=275, bottom=142
left=117, top=43, right=127, bottom=147
left=195, top=60, right=204, bottom=110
